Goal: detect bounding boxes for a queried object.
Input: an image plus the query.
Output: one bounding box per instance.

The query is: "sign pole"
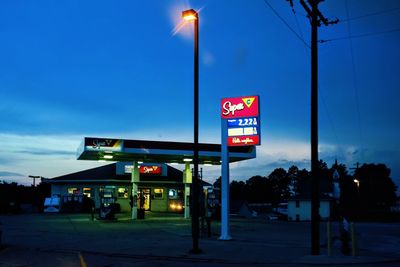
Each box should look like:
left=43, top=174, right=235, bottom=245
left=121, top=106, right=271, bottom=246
left=219, top=119, right=231, bottom=240
left=219, top=95, right=260, bottom=241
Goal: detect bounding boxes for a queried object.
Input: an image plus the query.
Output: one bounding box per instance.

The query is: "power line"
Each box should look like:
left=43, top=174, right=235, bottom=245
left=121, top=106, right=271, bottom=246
left=345, top=0, right=364, bottom=163
left=320, top=27, right=400, bottom=42
left=341, top=6, right=400, bottom=22
left=262, top=0, right=310, bottom=49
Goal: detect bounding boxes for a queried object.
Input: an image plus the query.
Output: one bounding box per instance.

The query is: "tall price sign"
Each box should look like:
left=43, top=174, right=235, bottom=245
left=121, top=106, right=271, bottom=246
left=219, top=95, right=261, bottom=241
left=221, top=96, right=261, bottom=146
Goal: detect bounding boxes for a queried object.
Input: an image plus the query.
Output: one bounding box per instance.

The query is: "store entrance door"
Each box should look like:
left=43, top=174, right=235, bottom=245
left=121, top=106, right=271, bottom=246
left=137, top=188, right=151, bottom=211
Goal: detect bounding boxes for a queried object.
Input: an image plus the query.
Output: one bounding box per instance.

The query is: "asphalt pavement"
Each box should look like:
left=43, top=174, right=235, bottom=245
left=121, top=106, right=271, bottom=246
left=1, top=212, right=400, bottom=266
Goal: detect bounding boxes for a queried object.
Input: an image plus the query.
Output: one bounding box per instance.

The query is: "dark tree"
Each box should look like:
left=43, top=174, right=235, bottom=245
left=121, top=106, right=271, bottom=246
left=356, top=163, right=397, bottom=212
left=287, top=165, right=299, bottom=195
left=267, top=168, right=290, bottom=205
left=245, top=175, right=268, bottom=203
left=230, top=180, right=246, bottom=201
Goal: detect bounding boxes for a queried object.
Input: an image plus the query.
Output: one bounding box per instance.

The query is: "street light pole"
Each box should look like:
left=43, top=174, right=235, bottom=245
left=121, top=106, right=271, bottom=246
left=28, top=175, right=42, bottom=187
left=182, top=8, right=201, bottom=254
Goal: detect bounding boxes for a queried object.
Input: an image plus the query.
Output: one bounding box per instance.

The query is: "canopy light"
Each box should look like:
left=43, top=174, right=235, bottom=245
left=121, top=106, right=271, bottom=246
left=183, top=158, right=193, bottom=162
left=103, top=155, right=113, bottom=159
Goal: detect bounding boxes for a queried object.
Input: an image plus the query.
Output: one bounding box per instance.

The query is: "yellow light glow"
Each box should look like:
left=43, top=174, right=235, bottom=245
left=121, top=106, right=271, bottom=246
left=182, top=9, right=197, bottom=21
left=183, top=158, right=193, bottom=162
left=183, top=14, right=196, bottom=21
left=103, top=155, right=113, bottom=159
left=170, top=203, right=183, bottom=210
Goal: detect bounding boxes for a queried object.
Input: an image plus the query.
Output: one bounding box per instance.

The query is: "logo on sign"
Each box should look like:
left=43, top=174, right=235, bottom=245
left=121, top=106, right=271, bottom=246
left=222, top=101, right=244, bottom=116
left=242, top=97, right=255, bottom=108
left=221, top=96, right=259, bottom=119
left=86, top=138, right=122, bottom=152
left=140, top=165, right=162, bottom=175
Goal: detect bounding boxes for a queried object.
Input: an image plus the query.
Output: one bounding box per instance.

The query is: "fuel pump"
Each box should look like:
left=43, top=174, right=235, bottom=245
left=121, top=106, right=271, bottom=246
left=99, top=187, right=116, bottom=220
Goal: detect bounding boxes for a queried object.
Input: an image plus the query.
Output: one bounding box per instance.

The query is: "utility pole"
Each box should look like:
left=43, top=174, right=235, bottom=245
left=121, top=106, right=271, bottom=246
left=297, top=0, right=338, bottom=255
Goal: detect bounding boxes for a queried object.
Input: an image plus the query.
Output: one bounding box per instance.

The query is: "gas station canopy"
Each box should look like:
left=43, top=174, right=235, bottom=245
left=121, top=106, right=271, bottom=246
left=77, top=137, right=256, bottom=165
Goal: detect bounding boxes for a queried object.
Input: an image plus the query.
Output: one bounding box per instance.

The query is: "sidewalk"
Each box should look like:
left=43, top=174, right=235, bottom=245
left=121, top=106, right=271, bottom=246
left=1, top=213, right=400, bottom=266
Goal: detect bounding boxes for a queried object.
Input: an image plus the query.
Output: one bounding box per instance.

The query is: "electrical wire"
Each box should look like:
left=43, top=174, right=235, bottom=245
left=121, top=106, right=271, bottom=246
left=262, top=0, right=310, bottom=49
left=341, top=6, right=400, bottom=22
left=345, top=0, right=364, bottom=162
left=320, top=27, right=400, bottom=42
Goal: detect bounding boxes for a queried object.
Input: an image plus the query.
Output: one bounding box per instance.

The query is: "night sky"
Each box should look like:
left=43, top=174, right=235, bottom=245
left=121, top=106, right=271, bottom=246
left=0, top=1, right=399, bottom=187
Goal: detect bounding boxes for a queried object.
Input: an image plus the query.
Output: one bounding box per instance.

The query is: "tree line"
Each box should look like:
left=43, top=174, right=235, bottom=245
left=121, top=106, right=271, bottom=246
left=213, top=161, right=398, bottom=220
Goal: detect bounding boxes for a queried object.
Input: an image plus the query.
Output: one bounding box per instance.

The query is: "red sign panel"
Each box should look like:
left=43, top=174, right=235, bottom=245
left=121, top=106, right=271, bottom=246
left=140, top=165, right=162, bottom=175
left=228, top=136, right=260, bottom=146
left=221, top=96, right=259, bottom=119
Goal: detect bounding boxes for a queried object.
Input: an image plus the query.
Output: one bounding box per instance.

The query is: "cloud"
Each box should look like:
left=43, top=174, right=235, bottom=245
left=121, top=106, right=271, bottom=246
left=14, top=149, right=76, bottom=156
left=0, top=171, right=25, bottom=177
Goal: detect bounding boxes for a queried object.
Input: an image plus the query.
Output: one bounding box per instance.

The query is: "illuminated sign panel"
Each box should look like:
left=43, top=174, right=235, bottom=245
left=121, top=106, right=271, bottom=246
left=221, top=96, right=259, bottom=119
left=221, top=96, right=261, bottom=147
left=228, top=136, right=260, bottom=146
left=85, top=138, right=123, bottom=152
left=139, top=165, right=162, bottom=175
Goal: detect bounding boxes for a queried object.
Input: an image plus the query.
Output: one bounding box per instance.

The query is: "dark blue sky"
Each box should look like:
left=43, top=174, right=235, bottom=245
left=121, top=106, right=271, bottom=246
left=0, top=0, right=399, bottom=186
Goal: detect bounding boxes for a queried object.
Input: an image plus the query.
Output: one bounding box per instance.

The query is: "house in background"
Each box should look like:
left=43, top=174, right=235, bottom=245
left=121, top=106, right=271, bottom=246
left=288, top=197, right=331, bottom=221
left=288, top=171, right=334, bottom=221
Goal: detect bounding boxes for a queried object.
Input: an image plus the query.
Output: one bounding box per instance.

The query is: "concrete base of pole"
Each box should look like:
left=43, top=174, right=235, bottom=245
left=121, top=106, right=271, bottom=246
left=218, top=235, right=232, bottom=241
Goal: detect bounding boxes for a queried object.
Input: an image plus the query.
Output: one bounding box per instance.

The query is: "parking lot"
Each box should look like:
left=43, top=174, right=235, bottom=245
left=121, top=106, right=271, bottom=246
left=1, top=213, right=400, bottom=266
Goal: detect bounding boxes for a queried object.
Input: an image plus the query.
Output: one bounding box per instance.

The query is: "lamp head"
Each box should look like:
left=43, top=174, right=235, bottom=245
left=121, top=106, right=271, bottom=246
left=182, top=9, right=198, bottom=21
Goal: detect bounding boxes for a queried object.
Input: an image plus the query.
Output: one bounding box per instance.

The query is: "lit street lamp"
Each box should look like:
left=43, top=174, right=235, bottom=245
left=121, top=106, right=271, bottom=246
left=182, top=8, right=201, bottom=254
left=353, top=179, right=360, bottom=188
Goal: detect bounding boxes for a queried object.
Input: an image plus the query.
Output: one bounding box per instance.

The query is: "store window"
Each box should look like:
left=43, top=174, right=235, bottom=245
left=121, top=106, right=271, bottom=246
left=68, top=187, right=79, bottom=194
left=83, top=188, right=92, bottom=198
left=117, top=187, right=129, bottom=198
left=154, top=188, right=164, bottom=199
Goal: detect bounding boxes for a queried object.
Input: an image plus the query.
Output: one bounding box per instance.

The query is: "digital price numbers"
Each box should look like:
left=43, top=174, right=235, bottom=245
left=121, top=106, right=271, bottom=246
left=227, top=117, right=259, bottom=137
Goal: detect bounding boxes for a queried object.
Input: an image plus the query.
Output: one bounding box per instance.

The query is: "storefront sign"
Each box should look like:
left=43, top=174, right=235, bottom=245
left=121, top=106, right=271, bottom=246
left=85, top=138, right=123, bottom=152
left=139, top=165, right=162, bottom=175
left=221, top=96, right=261, bottom=147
